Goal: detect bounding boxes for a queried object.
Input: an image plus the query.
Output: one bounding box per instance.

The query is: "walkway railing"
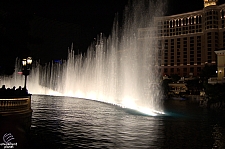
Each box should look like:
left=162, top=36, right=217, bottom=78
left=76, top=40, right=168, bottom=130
left=0, top=95, right=32, bottom=116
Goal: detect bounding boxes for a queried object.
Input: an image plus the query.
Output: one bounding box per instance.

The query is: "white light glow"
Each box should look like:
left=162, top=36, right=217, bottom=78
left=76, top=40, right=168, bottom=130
left=1, top=0, right=164, bottom=117
left=122, top=97, right=137, bottom=109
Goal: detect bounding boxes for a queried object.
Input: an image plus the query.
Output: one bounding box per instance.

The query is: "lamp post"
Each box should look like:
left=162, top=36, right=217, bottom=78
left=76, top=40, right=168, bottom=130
left=22, top=57, right=32, bottom=89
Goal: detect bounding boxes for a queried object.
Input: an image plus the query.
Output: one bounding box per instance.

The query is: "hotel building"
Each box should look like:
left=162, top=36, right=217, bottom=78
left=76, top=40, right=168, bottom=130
left=139, top=0, right=225, bottom=77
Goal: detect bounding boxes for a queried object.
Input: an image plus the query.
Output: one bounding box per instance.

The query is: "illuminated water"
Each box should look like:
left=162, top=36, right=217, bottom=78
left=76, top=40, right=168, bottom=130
left=1, top=95, right=225, bottom=148
left=25, top=95, right=224, bottom=149
left=0, top=0, right=165, bottom=115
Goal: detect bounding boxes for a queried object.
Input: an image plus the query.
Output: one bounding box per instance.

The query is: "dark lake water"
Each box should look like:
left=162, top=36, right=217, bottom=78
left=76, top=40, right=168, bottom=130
left=25, top=95, right=225, bottom=148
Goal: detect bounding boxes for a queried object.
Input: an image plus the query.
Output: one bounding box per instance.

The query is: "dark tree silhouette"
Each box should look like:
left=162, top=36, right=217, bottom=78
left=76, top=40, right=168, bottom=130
left=200, top=64, right=217, bottom=83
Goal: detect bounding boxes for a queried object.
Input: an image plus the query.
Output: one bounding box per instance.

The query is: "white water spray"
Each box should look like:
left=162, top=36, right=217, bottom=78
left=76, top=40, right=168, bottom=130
left=1, top=0, right=165, bottom=115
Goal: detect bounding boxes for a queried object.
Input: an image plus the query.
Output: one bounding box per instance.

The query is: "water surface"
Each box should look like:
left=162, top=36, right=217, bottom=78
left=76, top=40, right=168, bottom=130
left=28, top=95, right=225, bottom=149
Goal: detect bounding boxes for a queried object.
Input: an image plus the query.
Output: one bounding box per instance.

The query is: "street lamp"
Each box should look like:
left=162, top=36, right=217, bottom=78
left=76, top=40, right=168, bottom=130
left=22, top=57, right=32, bottom=89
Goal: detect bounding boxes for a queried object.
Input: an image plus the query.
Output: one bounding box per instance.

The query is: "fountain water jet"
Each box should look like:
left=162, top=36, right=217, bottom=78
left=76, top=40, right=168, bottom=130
left=1, top=0, right=165, bottom=116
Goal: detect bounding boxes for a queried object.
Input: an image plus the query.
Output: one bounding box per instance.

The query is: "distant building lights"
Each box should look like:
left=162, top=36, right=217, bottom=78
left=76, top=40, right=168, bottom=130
left=204, top=1, right=217, bottom=8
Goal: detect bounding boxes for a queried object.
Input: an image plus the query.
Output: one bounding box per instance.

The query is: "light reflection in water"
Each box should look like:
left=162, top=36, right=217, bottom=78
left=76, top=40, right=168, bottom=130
left=27, top=95, right=225, bottom=149
left=31, top=95, right=163, bottom=148
left=212, top=124, right=225, bottom=149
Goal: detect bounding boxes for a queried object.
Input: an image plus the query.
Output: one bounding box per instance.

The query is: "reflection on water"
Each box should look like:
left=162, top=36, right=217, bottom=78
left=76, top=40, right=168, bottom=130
left=162, top=100, right=225, bottom=149
left=212, top=124, right=225, bottom=148
left=29, top=95, right=163, bottom=149
left=5, top=95, right=224, bottom=149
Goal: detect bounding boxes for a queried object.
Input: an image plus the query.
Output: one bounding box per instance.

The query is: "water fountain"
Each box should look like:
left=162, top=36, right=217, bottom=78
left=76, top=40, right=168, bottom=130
left=1, top=0, right=165, bottom=116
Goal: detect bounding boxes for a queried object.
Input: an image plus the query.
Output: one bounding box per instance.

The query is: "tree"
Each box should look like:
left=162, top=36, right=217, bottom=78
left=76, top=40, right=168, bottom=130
left=200, top=64, right=217, bottom=83
left=186, top=78, right=202, bottom=95
left=170, top=74, right=181, bottom=82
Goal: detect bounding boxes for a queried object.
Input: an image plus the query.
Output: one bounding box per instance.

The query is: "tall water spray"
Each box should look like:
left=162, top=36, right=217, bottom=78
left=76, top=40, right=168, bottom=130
left=1, top=0, right=165, bottom=115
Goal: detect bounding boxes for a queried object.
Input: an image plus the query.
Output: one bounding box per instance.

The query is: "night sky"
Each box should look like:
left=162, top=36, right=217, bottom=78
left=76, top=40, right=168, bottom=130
left=1, top=0, right=225, bottom=74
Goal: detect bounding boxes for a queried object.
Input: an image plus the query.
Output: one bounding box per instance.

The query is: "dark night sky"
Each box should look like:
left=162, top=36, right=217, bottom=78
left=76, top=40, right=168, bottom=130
left=1, top=0, right=225, bottom=74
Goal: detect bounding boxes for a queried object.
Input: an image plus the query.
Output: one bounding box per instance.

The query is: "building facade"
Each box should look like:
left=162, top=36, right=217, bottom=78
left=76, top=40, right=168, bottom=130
left=215, top=49, right=225, bottom=80
left=139, top=0, right=225, bottom=77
